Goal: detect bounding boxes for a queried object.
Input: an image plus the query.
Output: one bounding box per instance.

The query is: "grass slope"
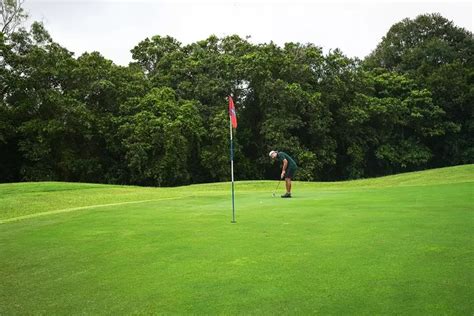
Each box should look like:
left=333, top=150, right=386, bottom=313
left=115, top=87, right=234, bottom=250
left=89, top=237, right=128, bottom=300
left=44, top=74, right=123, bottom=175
left=0, top=165, right=473, bottom=314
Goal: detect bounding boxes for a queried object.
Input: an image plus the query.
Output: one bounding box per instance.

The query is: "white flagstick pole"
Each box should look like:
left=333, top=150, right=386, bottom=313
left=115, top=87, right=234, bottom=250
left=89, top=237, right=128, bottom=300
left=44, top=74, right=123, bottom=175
left=230, top=118, right=236, bottom=223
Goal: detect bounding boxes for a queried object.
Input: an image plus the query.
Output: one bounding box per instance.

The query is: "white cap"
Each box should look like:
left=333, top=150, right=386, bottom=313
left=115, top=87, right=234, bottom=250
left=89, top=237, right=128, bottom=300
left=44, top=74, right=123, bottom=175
left=269, top=150, right=277, bottom=157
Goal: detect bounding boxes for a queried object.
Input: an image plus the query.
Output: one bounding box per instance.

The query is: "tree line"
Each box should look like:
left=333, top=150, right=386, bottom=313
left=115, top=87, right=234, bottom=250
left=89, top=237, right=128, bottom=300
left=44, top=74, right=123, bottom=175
left=0, top=13, right=472, bottom=186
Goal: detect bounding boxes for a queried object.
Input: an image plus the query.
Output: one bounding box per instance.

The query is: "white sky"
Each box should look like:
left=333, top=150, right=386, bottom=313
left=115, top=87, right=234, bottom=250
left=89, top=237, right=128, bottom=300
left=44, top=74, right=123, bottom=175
left=25, top=0, right=473, bottom=66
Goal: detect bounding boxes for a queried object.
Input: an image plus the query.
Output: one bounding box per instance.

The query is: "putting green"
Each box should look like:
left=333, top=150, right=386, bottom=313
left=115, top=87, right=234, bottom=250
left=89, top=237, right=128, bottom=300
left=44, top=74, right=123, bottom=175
left=1, top=165, right=473, bottom=314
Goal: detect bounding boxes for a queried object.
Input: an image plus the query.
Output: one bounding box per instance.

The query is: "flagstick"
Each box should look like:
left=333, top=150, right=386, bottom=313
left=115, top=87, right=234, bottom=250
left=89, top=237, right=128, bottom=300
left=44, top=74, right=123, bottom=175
left=230, top=119, right=236, bottom=223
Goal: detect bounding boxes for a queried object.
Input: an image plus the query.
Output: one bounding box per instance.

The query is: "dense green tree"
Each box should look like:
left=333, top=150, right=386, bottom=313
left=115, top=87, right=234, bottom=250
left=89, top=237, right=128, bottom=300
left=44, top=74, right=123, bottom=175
left=0, top=23, right=79, bottom=181
left=119, top=87, right=204, bottom=186
left=365, top=13, right=474, bottom=166
left=351, top=70, right=447, bottom=175
left=0, top=32, right=18, bottom=180
left=70, top=52, right=149, bottom=183
left=317, top=49, right=366, bottom=179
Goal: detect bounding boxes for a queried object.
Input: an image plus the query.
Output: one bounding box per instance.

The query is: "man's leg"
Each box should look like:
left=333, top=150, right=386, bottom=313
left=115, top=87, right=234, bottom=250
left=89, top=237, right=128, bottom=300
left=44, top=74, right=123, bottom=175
left=282, top=168, right=295, bottom=198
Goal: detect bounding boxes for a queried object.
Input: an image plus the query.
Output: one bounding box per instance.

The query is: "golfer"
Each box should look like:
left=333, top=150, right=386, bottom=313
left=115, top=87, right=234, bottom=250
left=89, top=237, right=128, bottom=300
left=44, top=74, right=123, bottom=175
left=269, top=150, right=297, bottom=198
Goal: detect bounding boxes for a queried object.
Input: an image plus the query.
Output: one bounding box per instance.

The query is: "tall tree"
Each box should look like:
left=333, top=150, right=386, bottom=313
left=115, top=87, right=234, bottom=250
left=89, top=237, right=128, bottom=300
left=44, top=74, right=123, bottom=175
left=365, top=13, right=474, bottom=166
left=119, top=87, right=204, bottom=186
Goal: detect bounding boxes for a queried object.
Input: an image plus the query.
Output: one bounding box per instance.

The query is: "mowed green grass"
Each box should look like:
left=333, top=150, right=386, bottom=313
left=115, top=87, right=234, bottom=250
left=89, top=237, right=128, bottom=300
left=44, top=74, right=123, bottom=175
left=0, top=165, right=473, bottom=314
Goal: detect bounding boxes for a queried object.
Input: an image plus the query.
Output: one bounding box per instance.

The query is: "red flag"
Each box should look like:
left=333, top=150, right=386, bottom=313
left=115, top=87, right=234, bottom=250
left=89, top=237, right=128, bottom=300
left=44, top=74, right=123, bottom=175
left=228, top=96, right=237, bottom=128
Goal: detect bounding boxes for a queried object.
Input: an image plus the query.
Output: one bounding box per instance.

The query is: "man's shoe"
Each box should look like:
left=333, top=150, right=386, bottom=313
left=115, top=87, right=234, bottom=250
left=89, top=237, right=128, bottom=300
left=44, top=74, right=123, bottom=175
left=281, top=192, right=292, bottom=198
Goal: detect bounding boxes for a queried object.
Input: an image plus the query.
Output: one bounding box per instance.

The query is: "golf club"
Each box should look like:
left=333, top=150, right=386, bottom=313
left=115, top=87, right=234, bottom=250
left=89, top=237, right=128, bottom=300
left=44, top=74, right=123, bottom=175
left=272, top=179, right=282, bottom=197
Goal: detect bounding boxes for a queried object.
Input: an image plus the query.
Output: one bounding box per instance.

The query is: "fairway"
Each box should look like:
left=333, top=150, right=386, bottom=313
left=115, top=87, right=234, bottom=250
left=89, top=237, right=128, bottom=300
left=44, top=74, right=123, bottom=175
left=1, top=165, right=473, bottom=314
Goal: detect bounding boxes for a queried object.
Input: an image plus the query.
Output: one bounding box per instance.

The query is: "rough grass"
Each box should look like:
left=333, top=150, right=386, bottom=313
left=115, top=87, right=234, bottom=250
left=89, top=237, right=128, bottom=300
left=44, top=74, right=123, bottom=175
left=0, top=165, right=473, bottom=314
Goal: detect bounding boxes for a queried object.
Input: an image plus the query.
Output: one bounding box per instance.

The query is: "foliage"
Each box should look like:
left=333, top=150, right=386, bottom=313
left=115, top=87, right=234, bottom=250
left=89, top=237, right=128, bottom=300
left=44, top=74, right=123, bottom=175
left=0, top=0, right=27, bottom=35
left=365, top=13, right=474, bottom=166
left=0, top=14, right=472, bottom=185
